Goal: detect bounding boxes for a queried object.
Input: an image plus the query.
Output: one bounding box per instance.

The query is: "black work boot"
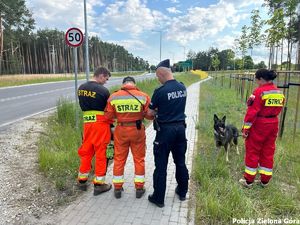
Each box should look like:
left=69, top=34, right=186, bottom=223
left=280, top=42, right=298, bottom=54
left=148, top=194, right=164, bottom=208
left=93, top=183, right=112, bottom=196
left=136, top=188, right=145, bottom=199
left=175, top=186, right=186, bottom=201
left=114, top=188, right=123, bottom=199
left=77, top=181, right=88, bottom=191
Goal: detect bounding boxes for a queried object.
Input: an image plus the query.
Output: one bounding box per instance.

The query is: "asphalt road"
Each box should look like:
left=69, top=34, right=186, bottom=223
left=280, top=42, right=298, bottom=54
left=0, top=73, right=155, bottom=130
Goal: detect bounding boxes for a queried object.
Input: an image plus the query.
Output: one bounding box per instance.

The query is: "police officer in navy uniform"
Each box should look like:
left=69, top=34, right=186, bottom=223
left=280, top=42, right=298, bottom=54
left=147, top=59, right=189, bottom=207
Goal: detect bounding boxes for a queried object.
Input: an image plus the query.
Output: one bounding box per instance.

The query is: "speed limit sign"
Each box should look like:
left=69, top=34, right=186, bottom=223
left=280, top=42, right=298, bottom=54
left=65, top=27, right=84, bottom=47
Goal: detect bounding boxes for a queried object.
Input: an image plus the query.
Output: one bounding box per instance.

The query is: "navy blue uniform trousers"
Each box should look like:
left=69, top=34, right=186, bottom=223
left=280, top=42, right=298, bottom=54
left=152, top=123, right=189, bottom=204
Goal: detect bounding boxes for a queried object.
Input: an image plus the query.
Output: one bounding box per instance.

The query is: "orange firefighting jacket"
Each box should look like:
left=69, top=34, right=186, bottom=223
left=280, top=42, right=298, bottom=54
left=105, top=84, right=151, bottom=122
left=242, top=82, right=285, bottom=131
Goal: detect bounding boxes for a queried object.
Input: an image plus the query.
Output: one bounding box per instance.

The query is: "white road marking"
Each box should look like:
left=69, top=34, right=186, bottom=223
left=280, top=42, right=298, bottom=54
left=0, top=87, right=73, bottom=102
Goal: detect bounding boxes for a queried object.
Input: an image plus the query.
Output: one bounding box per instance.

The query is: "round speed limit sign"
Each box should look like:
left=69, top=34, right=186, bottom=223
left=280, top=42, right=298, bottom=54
left=65, top=28, right=84, bottom=47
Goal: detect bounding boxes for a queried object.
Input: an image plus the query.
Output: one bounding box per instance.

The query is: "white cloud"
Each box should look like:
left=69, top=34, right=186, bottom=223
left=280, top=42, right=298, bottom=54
left=222, top=0, right=263, bottom=8
left=26, top=0, right=105, bottom=31
left=88, top=0, right=105, bottom=7
left=101, top=0, right=167, bottom=37
left=25, top=0, right=268, bottom=65
left=214, top=35, right=270, bottom=63
left=165, top=2, right=241, bottom=45
left=109, top=39, right=149, bottom=51
left=214, top=35, right=236, bottom=50
left=166, top=7, right=181, bottom=14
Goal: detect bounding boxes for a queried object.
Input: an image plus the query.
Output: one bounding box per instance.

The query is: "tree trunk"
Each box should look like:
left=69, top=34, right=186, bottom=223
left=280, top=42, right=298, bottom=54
left=34, top=40, right=37, bottom=73
left=298, top=42, right=300, bottom=71
left=289, top=43, right=293, bottom=71
left=268, top=46, right=272, bottom=69
left=19, top=42, right=24, bottom=74
left=275, top=46, right=278, bottom=69
left=280, top=39, right=284, bottom=70
left=286, top=39, right=290, bottom=71
left=28, top=44, right=32, bottom=74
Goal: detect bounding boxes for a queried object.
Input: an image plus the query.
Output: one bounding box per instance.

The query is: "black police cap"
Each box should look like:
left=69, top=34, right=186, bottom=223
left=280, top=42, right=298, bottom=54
left=155, top=59, right=170, bottom=70
left=122, top=76, right=136, bottom=84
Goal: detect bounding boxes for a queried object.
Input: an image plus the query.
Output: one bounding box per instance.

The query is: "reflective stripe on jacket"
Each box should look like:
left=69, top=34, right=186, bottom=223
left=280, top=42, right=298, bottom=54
left=242, top=83, right=284, bottom=130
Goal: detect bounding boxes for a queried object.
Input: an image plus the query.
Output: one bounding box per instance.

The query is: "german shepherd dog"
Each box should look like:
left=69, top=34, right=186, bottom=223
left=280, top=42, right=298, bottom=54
left=213, top=114, right=239, bottom=162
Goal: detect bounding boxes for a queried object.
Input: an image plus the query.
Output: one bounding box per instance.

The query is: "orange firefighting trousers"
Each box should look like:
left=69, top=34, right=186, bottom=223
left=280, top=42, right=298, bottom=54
left=244, top=118, right=278, bottom=183
left=113, top=125, right=146, bottom=189
left=78, top=116, right=111, bottom=184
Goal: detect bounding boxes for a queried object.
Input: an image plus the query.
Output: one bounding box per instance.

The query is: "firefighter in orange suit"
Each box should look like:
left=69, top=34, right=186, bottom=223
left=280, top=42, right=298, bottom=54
left=105, top=76, right=152, bottom=199
left=240, top=69, right=285, bottom=188
left=77, top=67, right=113, bottom=196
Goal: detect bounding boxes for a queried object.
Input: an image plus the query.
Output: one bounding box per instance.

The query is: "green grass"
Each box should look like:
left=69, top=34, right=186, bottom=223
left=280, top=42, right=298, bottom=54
left=38, top=99, right=83, bottom=190
left=38, top=72, right=202, bottom=191
left=194, top=77, right=300, bottom=224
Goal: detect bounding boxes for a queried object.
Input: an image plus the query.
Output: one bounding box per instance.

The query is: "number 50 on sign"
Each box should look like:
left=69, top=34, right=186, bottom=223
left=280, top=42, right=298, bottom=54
left=65, top=28, right=84, bottom=47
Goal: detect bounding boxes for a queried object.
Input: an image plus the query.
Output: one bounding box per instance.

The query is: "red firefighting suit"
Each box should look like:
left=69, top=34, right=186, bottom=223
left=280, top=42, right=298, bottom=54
left=105, top=84, right=151, bottom=190
left=77, top=81, right=112, bottom=185
left=242, top=82, right=285, bottom=184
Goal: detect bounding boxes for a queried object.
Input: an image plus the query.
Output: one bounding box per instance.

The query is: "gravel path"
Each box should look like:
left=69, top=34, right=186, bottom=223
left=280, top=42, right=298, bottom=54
left=0, top=112, right=68, bottom=225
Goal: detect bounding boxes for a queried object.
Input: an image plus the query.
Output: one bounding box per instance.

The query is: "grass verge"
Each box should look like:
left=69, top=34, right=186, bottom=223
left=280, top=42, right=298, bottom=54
left=194, top=77, right=300, bottom=224
left=38, top=72, right=202, bottom=192
left=0, top=71, right=145, bottom=88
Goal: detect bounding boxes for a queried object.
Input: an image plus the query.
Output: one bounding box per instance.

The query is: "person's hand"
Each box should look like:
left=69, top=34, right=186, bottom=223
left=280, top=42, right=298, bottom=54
left=106, top=143, right=114, bottom=160
left=247, top=94, right=255, bottom=106
left=242, top=129, right=249, bottom=139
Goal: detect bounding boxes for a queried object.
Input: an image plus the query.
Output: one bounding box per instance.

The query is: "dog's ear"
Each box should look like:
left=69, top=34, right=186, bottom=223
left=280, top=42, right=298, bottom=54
left=214, top=114, right=219, bottom=122
left=221, top=115, right=226, bottom=123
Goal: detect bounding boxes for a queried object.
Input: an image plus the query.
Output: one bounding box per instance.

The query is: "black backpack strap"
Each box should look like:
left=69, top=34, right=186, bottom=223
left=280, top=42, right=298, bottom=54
left=121, top=88, right=145, bottom=111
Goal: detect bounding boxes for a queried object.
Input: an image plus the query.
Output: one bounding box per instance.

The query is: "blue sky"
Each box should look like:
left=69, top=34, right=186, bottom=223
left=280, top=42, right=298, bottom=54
left=26, top=0, right=270, bottom=66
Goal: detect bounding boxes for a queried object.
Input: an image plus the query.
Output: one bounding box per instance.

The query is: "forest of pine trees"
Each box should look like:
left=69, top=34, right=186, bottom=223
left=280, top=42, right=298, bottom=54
left=0, top=0, right=149, bottom=75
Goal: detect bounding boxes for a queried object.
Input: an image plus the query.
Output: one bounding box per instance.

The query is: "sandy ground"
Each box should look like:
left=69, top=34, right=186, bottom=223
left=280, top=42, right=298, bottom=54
left=0, top=112, right=73, bottom=225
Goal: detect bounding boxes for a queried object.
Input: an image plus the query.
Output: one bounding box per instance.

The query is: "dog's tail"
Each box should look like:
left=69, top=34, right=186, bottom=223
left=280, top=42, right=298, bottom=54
left=232, top=126, right=239, bottom=145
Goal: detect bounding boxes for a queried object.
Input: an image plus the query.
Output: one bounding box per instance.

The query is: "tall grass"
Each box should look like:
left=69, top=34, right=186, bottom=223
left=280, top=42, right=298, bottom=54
left=38, top=72, right=202, bottom=191
left=194, top=78, right=300, bottom=224
left=38, top=98, right=83, bottom=190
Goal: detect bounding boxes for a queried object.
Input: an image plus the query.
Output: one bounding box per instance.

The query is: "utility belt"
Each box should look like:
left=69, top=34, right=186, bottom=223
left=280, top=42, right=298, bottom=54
left=83, top=110, right=104, bottom=123
left=117, top=120, right=143, bottom=130
left=154, top=120, right=186, bottom=131
left=158, top=120, right=186, bottom=126
left=257, top=115, right=277, bottom=118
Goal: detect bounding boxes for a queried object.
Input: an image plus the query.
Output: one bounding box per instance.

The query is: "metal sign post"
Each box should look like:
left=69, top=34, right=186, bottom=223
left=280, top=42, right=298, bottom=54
left=65, top=27, right=84, bottom=129
left=73, top=47, right=78, bottom=128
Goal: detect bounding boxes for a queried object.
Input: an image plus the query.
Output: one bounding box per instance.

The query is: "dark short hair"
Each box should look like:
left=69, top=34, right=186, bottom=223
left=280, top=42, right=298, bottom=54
left=94, top=67, right=111, bottom=77
left=255, top=69, right=277, bottom=81
left=122, top=76, right=136, bottom=84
